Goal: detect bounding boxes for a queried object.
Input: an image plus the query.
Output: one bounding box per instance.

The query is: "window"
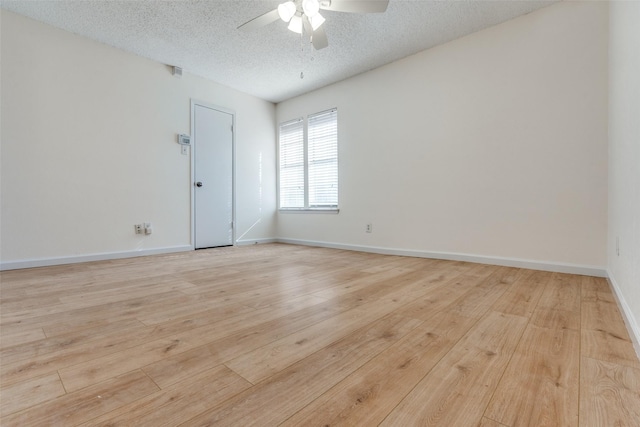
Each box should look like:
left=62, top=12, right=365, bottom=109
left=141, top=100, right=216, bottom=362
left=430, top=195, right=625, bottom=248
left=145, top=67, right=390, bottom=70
left=279, top=119, right=305, bottom=208
left=279, top=108, right=338, bottom=210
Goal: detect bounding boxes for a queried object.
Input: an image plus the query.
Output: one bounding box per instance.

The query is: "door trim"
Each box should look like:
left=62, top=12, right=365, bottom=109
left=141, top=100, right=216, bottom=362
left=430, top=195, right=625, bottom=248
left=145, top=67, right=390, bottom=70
left=190, top=99, right=236, bottom=250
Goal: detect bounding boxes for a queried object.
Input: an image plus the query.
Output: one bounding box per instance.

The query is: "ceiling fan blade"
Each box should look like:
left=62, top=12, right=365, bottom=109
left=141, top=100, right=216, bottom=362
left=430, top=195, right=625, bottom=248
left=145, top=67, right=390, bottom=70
left=312, top=26, right=329, bottom=50
left=237, top=8, right=280, bottom=31
left=319, top=0, right=389, bottom=13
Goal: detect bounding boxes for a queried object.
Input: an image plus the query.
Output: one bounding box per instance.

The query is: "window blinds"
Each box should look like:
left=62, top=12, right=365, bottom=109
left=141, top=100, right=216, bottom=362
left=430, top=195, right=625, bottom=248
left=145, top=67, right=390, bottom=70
left=278, top=108, right=338, bottom=210
left=308, top=109, right=338, bottom=208
left=279, top=118, right=304, bottom=208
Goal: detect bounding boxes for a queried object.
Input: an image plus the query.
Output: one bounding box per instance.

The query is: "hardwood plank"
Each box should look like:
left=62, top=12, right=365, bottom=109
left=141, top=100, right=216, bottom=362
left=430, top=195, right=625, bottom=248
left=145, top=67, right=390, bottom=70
left=530, top=273, right=581, bottom=331
left=491, top=269, right=551, bottom=317
left=379, top=311, right=528, bottom=426
left=0, top=298, right=321, bottom=384
left=135, top=294, right=255, bottom=325
left=582, top=329, right=640, bottom=369
left=445, top=266, right=522, bottom=320
left=142, top=299, right=347, bottom=388
left=225, top=305, right=405, bottom=384
left=57, top=293, right=327, bottom=392
left=315, top=257, right=456, bottom=299
left=580, top=357, right=640, bottom=426
left=1, top=290, right=199, bottom=336
left=57, top=278, right=197, bottom=308
left=396, top=264, right=497, bottom=321
left=0, top=370, right=159, bottom=426
left=78, top=365, right=251, bottom=427
left=2, top=314, right=216, bottom=386
left=177, top=314, right=421, bottom=426
left=1, top=277, right=195, bottom=323
left=0, top=302, right=69, bottom=325
left=310, top=265, right=432, bottom=301
left=223, top=269, right=455, bottom=385
left=537, top=272, right=581, bottom=312
left=0, top=295, right=62, bottom=316
left=0, top=373, right=66, bottom=416
left=308, top=265, right=466, bottom=316
left=240, top=291, right=328, bottom=312
left=478, top=417, right=509, bottom=427
left=367, top=254, right=434, bottom=270
left=581, top=276, right=616, bottom=303
left=55, top=333, right=219, bottom=393
left=530, top=307, right=580, bottom=331
left=582, top=299, right=631, bottom=340
left=0, top=318, right=145, bottom=366
left=280, top=310, right=479, bottom=426
left=0, top=327, right=46, bottom=349
left=485, top=325, right=580, bottom=426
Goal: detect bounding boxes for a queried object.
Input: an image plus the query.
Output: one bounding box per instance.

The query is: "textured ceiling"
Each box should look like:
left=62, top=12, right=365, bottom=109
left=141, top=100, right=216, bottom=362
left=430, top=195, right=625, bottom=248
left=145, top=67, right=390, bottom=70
left=1, top=0, right=557, bottom=103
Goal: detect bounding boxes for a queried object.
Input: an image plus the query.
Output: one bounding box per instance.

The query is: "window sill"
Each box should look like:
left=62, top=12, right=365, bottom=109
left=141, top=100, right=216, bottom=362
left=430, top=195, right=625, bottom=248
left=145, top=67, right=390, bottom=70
left=279, top=208, right=340, bottom=214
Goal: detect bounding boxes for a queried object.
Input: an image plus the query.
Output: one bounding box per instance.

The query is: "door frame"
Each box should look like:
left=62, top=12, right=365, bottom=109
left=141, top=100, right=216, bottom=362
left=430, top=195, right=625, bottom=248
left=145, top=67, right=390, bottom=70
left=190, top=99, right=236, bottom=249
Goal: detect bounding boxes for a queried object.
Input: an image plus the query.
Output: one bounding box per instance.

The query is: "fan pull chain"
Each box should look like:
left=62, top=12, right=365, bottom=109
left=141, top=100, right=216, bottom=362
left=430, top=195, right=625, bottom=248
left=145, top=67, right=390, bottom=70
left=299, top=28, right=317, bottom=80
left=300, top=31, right=305, bottom=79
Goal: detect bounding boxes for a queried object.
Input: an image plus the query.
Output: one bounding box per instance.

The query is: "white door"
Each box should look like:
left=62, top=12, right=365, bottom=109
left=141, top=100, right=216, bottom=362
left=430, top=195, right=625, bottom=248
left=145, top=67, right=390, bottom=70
left=193, top=103, right=234, bottom=249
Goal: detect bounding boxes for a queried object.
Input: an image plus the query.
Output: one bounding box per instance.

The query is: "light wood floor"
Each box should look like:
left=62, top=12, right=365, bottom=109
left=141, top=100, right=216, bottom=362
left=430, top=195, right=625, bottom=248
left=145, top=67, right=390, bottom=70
left=1, top=244, right=639, bottom=426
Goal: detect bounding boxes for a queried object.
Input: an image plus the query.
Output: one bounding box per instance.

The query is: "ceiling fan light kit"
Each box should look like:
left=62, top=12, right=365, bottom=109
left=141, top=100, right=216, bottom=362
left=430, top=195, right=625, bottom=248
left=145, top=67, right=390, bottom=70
left=278, top=1, right=297, bottom=22
left=309, top=13, right=326, bottom=31
left=288, top=13, right=303, bottom=34
left=302, top=0, right=321, bottom=17
left=280, top=0, right=325, bottom=34
left=238, top=0, right=389, bottom=50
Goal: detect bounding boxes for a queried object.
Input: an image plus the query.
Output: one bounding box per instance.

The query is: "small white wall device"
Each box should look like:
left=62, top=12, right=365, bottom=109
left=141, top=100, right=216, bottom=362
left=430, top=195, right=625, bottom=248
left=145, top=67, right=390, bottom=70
left=177, top=134, right=191, bottom=145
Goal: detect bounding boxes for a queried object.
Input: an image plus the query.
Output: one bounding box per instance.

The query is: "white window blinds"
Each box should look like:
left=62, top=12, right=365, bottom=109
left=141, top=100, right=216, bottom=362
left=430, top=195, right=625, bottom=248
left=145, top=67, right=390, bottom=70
left=278, top=108, right=338, bottom=210
left=308, top=109, right=338, bottom=208
left=279, top=118, right=305, bottom=208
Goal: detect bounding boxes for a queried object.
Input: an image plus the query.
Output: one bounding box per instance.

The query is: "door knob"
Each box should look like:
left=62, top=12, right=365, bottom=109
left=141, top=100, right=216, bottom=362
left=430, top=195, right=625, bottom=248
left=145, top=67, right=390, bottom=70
left=195, top=181, right=203, bottom=187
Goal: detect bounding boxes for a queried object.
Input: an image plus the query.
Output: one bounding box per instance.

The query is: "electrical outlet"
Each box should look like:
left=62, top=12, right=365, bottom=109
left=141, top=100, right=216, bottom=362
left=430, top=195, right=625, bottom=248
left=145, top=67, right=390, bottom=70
left=144, top=223, right=152, bottom=235
left=134, top=224, right=143, bottom=234
left=366, top=223, right=373, bottom=233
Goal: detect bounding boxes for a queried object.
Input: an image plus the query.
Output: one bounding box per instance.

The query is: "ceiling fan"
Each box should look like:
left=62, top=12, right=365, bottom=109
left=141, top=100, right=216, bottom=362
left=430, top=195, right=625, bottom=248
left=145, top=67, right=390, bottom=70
left=237, top=0, right=390, bottom=50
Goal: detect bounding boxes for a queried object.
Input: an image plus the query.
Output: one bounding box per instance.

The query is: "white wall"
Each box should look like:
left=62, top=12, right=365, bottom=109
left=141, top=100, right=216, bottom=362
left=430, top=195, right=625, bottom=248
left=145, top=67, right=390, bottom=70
left=0, top=11, right=277, bottom=268
left=608, top=1, right=640, bottom=350
left=276, top=1, right=609, bottom=273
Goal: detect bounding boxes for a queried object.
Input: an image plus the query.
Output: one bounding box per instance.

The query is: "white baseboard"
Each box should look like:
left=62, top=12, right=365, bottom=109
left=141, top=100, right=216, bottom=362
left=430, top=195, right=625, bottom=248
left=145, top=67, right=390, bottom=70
left=0, top=239, right=280, bottom=270
left=0, top=245, right=193, bottom=271
left=275, top=238, right=608, bottom=277
left=235, top=238, right=278, bottom=246
left=1, top=237, right=609, bottom=279
left=607, top=270, right=640, bottom=359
